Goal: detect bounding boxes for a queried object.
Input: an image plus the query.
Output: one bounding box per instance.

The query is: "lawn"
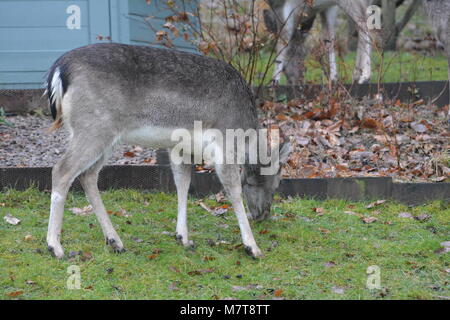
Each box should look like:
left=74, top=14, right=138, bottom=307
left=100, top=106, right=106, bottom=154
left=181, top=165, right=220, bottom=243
left=247, top=51, right=448, bottom=85
left=0, top=188, right=449, bottom=300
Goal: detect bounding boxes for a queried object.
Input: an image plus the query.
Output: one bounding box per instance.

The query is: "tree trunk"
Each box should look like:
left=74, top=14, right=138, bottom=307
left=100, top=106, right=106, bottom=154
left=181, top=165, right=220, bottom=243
left=347, top=16, right=358, bottom=51
left=382, top=0, right=397, bottom=51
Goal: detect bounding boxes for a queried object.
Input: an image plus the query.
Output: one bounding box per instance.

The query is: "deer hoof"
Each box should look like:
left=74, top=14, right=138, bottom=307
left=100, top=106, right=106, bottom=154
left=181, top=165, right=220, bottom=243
left=175, top=234, right=195, bottom=248
left=245, top=245, right=264, bottom=259
left=106, top=238, right=126, bottom=253
left=47, top=243, right=64, bottom=259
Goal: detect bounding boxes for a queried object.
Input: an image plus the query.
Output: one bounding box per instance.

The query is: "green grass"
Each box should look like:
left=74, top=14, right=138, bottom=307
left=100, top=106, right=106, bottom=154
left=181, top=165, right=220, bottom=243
left=247, top=51, right=448, bottom=85
left=1, top=188, right=449, bottom=300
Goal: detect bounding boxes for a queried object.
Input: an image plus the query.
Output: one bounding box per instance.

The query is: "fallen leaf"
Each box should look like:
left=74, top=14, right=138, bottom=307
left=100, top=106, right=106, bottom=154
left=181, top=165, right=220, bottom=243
left=24, top=234, right=33, bottom=241
left=331, top=286, right=345, bottom=294
left=69, top=205, right=93, bottom=216
left=232, top=286, right=246, bottom=292
left=313, top=207, right=325, bottom=216
left=188, top=268, right=215, bottom=276
left=123, top=151, right=135, bottom=158
left=398, top=212, right=413, bottom=219
left=4, top=214, right=21, bottom=225
left=6, top=290, right=24, bottom=297
left=362, top=216, right=378, bottom=224
left=80, top=251, right=93, bottom=262
left=318, top=227, right=331, bottom=234
left=411, top=122, right=427, bottom=133
left=324, top=261, right=337, bottom=268
left=203, top=256, right=216, bottom=261
left=441, top=241, right=450, bottom=248
left=169, top=266, right=181, bottom=273
left=414, top=214, right=431, bottom=221
left=366, top=200, right=386, bottom=209
left=147, top=254, right=159, bottom=260
left=168, top=282, right=180, bottom=291
left=344, top=211, right=362, bottom=217
left=274, top=289, right=283, bottom=297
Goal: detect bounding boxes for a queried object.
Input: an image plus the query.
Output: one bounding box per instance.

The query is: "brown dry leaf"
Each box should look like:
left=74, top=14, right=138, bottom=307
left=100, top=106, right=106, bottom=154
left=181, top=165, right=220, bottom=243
left=313, top=207, right=325, bottom=216
left=318, top=227, right=331, bottom=234
left=148, top=254, right=159, bottom=260
left=362, top=216, right=378, bottom=224
left=123, top=151, right=136, bottom=158
left=203, top=256, right=216, bottom=261
left=361, top=118, right=380, bottom=129
left=70, top=205, right=93, bottom=216
left=259, top=229, right=269, bottom=235
left=274, top=289, right=283, bottom=297
left=188, top=268, right=215, bottom=276
left=366, top=200, right=386, bottom=209
left=6, top=290, right=24, bottom=297
left=24, top=235, right=33, bottom=241
left=81, top=251, right=93, bottom=262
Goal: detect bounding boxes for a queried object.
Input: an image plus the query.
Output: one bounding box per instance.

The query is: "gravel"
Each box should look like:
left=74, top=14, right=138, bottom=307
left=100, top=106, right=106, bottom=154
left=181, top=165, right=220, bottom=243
left=0, top=115, right=156, bottom=167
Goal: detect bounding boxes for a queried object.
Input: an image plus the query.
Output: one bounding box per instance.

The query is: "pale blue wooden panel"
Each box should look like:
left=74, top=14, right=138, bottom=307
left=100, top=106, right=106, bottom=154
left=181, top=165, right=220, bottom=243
left=128, top=0, right=198, bottom=19
left=0, top=71, right=46, bottom=85
left=129, top=18, right=196, bottom=51
left=88, top=0, right=112, bottom=43
left=109, top=0, right=130, bottom=43
left=0, top=27, right=90, bottom=51
left=0, top=51, right=66, bottom=72
left=127, top=0, right=198, bottom=52
left=0, top=0, right=89, bottom=27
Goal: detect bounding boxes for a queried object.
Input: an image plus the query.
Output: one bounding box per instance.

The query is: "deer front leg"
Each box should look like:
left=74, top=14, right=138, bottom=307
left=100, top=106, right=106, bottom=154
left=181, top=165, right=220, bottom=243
left=215, top=164, right=263, bottom=258
left=171, top=162, right=194, bottom=247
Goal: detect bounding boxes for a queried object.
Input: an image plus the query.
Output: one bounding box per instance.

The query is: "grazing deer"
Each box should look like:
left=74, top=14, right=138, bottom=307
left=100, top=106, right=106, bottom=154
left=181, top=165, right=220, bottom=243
left=264, top=0, right=373, bottom=85
left=424, top=0, right=450, bottom=113
left=45, top=43, right=290, bottom=259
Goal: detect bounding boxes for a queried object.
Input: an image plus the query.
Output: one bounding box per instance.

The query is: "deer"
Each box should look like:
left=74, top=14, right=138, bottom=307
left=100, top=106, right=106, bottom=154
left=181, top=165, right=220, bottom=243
left=264, top=0, right=374, bottom=86
left=44, top=43, right=291, bottom=259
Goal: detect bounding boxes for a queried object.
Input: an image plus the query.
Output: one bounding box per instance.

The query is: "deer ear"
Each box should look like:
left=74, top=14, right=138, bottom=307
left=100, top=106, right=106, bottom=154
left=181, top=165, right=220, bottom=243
left=279, top=141, right=291, bottom=165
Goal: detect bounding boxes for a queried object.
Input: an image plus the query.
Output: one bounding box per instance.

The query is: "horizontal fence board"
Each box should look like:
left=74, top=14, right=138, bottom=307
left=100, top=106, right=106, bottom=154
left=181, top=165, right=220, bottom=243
left=1, top=166, right=449, bottom=205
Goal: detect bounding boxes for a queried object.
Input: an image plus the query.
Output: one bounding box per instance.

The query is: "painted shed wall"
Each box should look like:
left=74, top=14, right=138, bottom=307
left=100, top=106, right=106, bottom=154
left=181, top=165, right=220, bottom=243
left=0, top=0, right=198, bottom=89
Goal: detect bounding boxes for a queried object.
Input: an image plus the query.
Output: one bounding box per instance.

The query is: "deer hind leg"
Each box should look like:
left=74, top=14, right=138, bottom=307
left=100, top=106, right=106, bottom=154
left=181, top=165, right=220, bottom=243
left=79, top=147, right=124, bottom=253
left=47, top=134, right=117, bottom=258
left=214, top=164, right=263, bottom=258
left=170, top=161, right=193, bottom=247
